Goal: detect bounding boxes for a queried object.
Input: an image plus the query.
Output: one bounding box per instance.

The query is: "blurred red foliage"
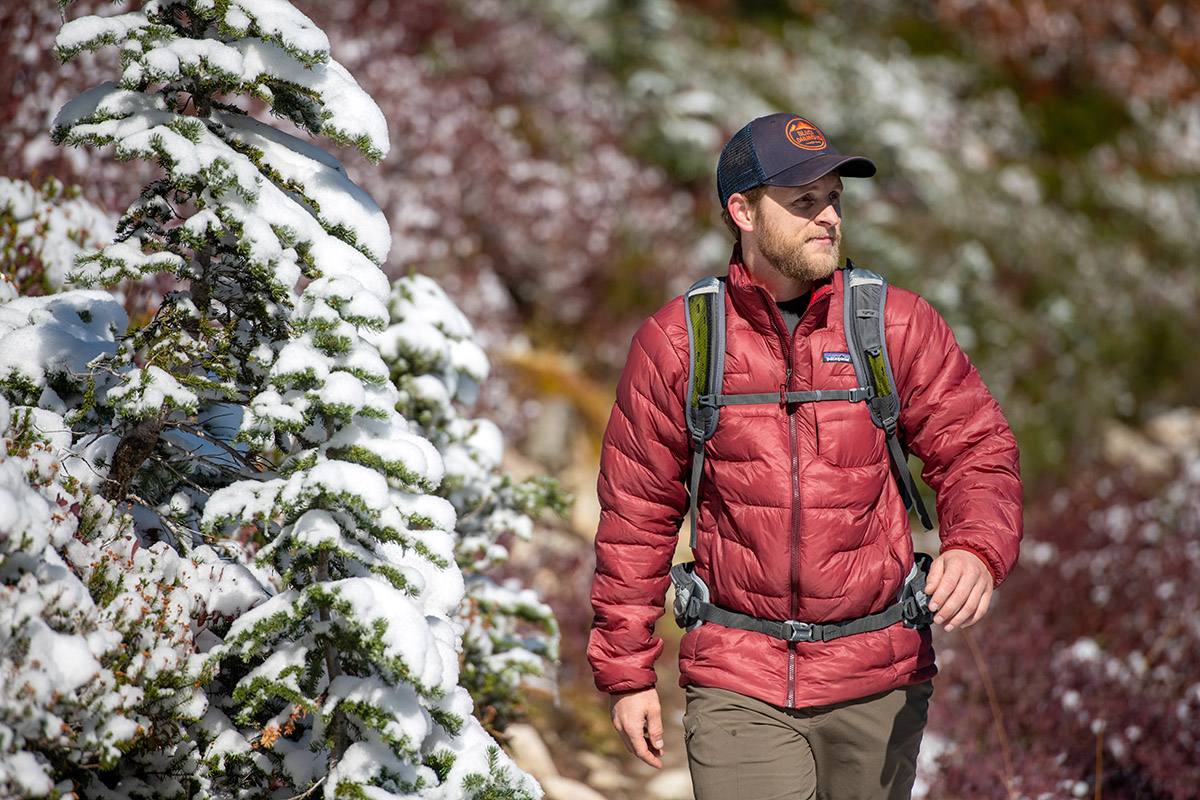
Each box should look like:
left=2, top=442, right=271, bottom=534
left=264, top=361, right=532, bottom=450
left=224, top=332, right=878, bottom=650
left=297, top=0, right=701, bottom=375
left=929, top=448, right=1200, bottom=799
left=932, top=0, right=1199, bottom=104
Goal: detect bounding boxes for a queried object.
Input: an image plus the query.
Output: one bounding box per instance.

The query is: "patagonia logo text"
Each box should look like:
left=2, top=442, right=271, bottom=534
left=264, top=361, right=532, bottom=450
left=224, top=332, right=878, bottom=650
left=823, top=352, right=852, bottom=363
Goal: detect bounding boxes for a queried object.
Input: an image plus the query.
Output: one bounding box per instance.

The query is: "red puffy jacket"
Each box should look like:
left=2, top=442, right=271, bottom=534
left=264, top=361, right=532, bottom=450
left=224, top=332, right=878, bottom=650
left=588, top=252, right=1022, bottom=709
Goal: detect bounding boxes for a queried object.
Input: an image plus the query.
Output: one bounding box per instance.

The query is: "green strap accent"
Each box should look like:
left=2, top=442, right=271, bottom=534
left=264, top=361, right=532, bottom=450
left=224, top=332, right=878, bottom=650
left=866, top=346, right=893, bottom=399
left=685, top=280, right=723, bottom=549
left=688, top=293, right=711, bottom=411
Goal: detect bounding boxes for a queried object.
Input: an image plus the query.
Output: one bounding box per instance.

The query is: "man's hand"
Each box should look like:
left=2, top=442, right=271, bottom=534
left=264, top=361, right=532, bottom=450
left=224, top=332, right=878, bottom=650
left=924, top=549, right=994, bottom=631
left=609, top=687, right=665, bottom=769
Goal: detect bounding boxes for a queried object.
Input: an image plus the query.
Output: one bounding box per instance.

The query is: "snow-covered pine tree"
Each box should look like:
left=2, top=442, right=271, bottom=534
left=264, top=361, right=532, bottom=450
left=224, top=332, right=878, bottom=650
left=47, top=1, right=541, bottom=796
left=0, top=394, right=138, bottom=798
left=372, top=275, right=566, bottom=734
left=0, top=293, right=233, bottom=798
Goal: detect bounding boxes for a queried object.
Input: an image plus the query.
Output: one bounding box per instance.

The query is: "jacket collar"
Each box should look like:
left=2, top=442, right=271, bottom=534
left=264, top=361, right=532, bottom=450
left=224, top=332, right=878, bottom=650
left=724, top=244, right=836, bottom=338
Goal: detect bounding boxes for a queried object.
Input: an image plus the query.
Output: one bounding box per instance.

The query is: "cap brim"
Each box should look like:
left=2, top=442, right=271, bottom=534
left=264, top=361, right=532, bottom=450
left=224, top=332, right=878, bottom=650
left=764, top=154, right=877, bottom=188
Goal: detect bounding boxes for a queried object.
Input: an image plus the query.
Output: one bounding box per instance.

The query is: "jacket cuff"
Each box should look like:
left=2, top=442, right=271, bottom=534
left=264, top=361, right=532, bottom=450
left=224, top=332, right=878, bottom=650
left=940, top=544, right=1000, bottom=587
left=596, top=678, right=657, bottom=696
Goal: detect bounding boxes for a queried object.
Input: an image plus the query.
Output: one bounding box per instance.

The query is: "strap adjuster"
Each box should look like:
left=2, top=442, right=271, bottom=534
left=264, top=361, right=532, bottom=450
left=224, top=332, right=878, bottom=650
left=780, top=620, right=816, bottom=643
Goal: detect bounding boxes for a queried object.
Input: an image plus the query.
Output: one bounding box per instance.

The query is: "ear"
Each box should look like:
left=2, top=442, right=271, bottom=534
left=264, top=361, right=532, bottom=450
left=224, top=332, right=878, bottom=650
left=727, top=193, right=756, bottom=234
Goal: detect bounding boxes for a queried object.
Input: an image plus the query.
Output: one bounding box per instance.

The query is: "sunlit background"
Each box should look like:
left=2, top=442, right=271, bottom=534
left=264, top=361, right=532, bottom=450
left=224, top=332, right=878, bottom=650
left=4, top=1, right=1198, bottom=797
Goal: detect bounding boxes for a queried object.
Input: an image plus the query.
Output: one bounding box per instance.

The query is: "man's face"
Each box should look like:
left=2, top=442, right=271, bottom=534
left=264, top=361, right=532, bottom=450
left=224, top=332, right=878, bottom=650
left=748, top=173, right=843, bottom=284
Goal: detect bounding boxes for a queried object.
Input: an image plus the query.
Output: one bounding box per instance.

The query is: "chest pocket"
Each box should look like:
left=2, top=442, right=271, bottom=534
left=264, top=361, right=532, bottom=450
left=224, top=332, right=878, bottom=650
left=812, top=350, right=887, bottom=468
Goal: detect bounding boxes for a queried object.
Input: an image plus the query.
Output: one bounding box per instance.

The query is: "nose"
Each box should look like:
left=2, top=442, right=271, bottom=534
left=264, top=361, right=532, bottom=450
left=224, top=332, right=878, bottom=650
left=815, top=200, right=841, bottom=227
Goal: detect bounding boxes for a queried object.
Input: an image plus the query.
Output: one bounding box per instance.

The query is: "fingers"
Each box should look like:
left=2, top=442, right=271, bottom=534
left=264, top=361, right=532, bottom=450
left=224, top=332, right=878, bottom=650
left=618, top=718, right=663, bottom=769
left=926, top=550, right=994, bottom=632
left=610, top=689, right=665, bottom=769
left=934, top=576, right=991, bottom=630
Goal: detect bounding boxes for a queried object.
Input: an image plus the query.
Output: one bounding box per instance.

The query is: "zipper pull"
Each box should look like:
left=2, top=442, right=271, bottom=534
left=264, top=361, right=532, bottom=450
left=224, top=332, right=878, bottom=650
left=780, top=368, right=792, bottom=406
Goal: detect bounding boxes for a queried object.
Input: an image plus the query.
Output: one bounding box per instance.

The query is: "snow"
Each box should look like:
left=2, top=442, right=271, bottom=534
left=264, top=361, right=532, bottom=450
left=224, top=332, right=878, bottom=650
left=0, top=461, right=52, bottom=551
left=243, top=641, right=311, bottom=697
left=421, top=695, right=542, bottom=800
left=54, top=12, right=151, bottom=58
left=4, top=3, right=549, bottom=796
left=1064, top=638, right=1104, bottom=664
left=328, top=740, right=434, bottom=798
left=271, top=338, right=331, bottom=382
left=54, top=83, right=389, bottom=297
left=325, top=675, right=432, bottom=751
left=3, top=752, right=53, bottom=797
left=57, top=0, right=390, bottom=163
left=337, top=577, right=456, bottom=693
left=140, top=37, right=247, bottom=83
left=23, top=617, right=98, bottom=693
left=107, top=365, right=200, bottom=418
left=246, top=387, right=309, bottom=429
left=0, top=291, right=125, bottom=393
left=324, top=419, right=448, bottom=492
left=228, top=0, right=330, bottom=59
left=381, top=540, right=465, bottom=621
left=185, top=546, right=269, bottom=619
left=220, top=112, right=392, bottom=263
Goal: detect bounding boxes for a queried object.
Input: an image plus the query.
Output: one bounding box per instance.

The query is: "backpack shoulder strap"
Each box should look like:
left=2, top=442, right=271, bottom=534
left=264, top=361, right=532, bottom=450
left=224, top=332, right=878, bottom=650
left=843, top=263, right=934, bottom=531
left=684, top=275, right=725, bottom=548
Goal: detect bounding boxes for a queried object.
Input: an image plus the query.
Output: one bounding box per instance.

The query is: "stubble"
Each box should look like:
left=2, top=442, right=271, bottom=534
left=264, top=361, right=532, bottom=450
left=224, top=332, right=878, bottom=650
left=756, top=215, right=841, bottom=284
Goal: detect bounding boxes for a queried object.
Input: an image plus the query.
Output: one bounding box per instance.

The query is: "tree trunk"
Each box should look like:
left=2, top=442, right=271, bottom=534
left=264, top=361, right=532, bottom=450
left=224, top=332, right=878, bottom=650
left=102, top=404, right=170, bottom=503
left=318, top=551, right=352, bottom=767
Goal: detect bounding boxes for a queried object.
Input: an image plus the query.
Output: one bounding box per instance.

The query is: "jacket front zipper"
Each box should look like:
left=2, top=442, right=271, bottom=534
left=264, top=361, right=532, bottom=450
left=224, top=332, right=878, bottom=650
left=786, top=326, right=802, bottom=709
left=756, top=281, right=808, bottom=709
left=787, top=406, right=801, bottom=707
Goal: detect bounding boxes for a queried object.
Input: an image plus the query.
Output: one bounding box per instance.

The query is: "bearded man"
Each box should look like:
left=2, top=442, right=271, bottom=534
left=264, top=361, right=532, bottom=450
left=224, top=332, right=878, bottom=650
left=587, top=113, right=1023, bottom=800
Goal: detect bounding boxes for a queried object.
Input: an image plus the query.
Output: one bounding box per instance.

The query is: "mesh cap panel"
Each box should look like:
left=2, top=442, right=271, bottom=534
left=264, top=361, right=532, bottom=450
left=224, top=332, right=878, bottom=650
left=716, top=125, right=765, bottom=208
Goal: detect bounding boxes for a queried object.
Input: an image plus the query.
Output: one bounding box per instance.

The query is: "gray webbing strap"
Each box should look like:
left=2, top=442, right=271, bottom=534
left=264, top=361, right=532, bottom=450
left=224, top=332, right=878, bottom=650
left=679, top=555, right=934, bottom=642
left=705, top=387, right=872, bottom=407
left=691, top=597, right=906, bottom=643
left=887, top=434, right=932, bottom=528
left=688, top=447, right=705, bottom=548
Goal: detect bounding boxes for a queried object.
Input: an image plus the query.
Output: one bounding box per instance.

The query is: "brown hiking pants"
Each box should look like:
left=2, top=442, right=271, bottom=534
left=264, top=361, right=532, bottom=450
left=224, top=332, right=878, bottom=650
left=683, top=681, right=933, bottom=800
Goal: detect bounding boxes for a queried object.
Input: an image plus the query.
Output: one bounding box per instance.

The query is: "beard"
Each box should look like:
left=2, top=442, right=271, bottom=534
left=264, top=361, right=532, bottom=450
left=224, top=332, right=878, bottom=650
left=756, top=216, right=841, bottom=283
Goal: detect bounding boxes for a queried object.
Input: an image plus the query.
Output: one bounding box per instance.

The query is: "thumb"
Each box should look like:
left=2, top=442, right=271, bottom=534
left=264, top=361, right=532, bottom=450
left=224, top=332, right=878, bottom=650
left=646, top=712, right=665, bottom=752
left=924, top=553, right=946, bottom=594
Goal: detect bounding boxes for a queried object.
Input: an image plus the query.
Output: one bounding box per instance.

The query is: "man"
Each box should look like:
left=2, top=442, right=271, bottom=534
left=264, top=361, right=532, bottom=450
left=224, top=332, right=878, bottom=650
left=587, top=112, right=1022, bottom=800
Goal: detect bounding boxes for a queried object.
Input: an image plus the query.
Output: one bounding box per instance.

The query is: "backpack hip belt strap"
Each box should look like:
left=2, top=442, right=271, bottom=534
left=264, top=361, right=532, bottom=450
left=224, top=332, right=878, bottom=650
left=671, top=554, right=936, bottom=642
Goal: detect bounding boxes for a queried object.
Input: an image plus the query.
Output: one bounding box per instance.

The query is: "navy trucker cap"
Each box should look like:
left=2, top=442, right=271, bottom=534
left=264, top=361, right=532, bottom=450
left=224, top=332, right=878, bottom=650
left=716, top=113, right=876, bottom=208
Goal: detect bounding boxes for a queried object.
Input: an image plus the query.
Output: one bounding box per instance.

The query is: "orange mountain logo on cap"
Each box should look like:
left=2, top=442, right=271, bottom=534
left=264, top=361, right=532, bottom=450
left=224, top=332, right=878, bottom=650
left=785, top=117, right=827, bottom=150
